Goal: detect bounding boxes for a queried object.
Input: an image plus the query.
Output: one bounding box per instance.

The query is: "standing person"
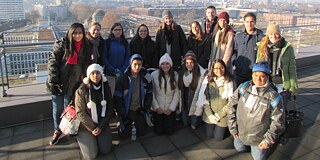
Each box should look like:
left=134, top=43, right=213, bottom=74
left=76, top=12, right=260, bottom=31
left=86, top=22, right=105, bottom=66
left=130, top=24, right=158, bottom=69
left=233, top=12, right=264, bottom=87
left=209, top=12, right=234, bottom=70
left=187, top=21, right=211, bottom=69
left=256, top=22, right=298, bottom=99
left=200, top=59, right=233, bottom=140
left=155, top=10, right=188, bottom=70
left=46, top=22, right=92, bottom=145
left=151, top=53, right=180, bottom=135
left=200, top=6, right=218, bottom=35
left=103, top=23, right=130, bottom=95
left=114, top=54, right=153, bottom=138
left=178, top=51, right=206, bottom=129
left=75, top=64, right=114, bottom=160
left=228, top=62, right=285, bottom=160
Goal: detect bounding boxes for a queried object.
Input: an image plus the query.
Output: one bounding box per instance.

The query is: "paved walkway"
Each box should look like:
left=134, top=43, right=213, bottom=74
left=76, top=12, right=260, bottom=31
left=0, top=64, right=319, bottom=160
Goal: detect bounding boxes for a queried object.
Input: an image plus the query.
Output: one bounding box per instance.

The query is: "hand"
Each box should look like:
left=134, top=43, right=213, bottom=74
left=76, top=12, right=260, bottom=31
left=164, top=109, right=173, bottom=116
left=155, top=108, right=164, bottom=114
left=208, top=115, right=219, bottom=124
left=233, top=134, right=238, bottom=139
left=49, top=84, right=62, bottom=95
left=259, top=141, right=269, bottom=150
left=91, top=128, right=101, bottom=136
left=114, top=69, right=121, bottom=77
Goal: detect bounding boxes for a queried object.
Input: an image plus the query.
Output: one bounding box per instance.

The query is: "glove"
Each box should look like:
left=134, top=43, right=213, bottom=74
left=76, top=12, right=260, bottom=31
left=208, top=114, right=220, bottom=124
left=49, top=84, right=62, bottom=95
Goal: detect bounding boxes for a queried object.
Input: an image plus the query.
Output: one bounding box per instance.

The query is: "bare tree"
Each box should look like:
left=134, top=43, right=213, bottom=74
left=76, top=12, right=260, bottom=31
left=25, top=10, right=40, bottom=23
left=101, top=11, right=120, bottom=33
left=69, top=3, right=96, bottom=22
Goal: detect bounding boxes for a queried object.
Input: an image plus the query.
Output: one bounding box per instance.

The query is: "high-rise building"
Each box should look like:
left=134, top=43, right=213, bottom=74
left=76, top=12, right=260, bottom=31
left=0, top=0, right=25, bottom=22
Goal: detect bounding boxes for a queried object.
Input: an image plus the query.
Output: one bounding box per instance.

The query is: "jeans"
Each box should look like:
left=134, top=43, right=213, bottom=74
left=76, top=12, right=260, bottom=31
left=52, top=94, right=70, bottom=131
left=205, top=123, right=226, bottom=140
left=234, top=137, right=268, bottom=160
left=181, top=109, right=201, bottom=128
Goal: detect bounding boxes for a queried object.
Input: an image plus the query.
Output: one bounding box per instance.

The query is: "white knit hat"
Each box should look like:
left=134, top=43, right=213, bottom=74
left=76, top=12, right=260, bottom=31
left=159, top=53, right=173, bottom=67
left=83, top=63, right=107, bottom=84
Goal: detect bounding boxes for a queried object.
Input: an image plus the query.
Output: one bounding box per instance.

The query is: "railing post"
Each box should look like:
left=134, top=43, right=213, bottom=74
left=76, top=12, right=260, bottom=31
left=0, top=49, right=7, bottom=97
left=296, top=28, right=301, bottom=54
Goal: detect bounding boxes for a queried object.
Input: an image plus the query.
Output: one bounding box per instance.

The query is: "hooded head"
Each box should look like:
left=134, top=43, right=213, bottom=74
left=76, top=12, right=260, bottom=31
left=83, top=63, right=107, bottom=84
left=266, top=21, right=280, bottom=35
left=162, top=10, right=173, bottom=19
left=128, top=54, right=143, bottom=75
left=159, top=53, right=173, bottom=67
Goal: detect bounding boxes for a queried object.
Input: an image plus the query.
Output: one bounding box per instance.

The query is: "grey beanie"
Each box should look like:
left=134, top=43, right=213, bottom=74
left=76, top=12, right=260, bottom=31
left=162, top=10, right=173, bottom=19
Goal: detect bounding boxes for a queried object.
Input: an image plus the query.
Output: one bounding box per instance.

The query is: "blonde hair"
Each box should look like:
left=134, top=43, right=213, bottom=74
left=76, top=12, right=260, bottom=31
left=258, top=36, right=270, bottom=61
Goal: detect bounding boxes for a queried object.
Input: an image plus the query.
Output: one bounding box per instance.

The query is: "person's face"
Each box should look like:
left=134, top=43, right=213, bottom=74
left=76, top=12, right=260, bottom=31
left=268, top=33, right=280, bottom=43
left=244, top=16, right=256, bottom=33
left=131, top=59, right=142, bottom=75
left=164, top=16, right=173, bottom=26
left=89, top=25, right=101, bottom=38
left=89, top=71, right=102, bottom=84
left=206, top=8, right=215, bottom=21
left=160, top=62, right=171, bottom=74
left=185, top=59, right=194, bottom=71
left=72, top=27, right=83, bottom=42
left=191, top=22, right=200, bottom=35
left=213, top=62, right=225, bottom=77
left=218, top=19, right=227, bottom=28
left=252, top=71, right=268, bottom=87
left=138, top=26, right=148, bottom=39
left=112, top=26, right=123, bottom=38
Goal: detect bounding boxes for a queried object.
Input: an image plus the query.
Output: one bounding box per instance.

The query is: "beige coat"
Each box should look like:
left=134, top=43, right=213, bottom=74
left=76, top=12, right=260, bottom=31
left=211, top=29, right=234, bottom=68
left=151, top=70, right=180, bottom=111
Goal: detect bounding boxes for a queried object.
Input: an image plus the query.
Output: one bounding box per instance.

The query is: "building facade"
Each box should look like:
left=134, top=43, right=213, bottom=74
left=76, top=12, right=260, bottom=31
left=0, top=0, right=25, bottom=22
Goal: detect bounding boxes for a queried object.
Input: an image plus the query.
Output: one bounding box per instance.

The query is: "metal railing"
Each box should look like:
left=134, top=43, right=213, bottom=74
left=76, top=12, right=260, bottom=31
left=1, top=24, right=320, bottom=97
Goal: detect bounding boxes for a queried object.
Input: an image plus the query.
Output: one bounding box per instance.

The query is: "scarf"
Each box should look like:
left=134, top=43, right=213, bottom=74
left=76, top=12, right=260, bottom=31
left=86, top=83, right=107, bottom=124
left=87, top=34, right=100, bottom=62
left=67, top=40, right=82, bottom=64
left=183, top=71, right=193, bottom=87
left=268, top=37, right=285, bottom=83
left=213, top=76, right=233, bottom=99
left=164, top=25, right=173, bottom=45
left=206, top=18, right=214, bottom=34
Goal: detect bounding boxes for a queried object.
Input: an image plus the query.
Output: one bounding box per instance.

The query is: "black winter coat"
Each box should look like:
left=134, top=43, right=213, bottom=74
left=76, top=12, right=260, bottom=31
left=187, top=35, right=212, bottom=69
left=46, top=38, right=92, bottom=98
left=155, top=23, right=188, bottom=70
left=130, top=36, right=158, bottom=68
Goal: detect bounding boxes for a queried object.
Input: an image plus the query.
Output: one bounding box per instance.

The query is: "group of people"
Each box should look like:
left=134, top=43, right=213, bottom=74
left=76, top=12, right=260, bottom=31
left=46, top=6, right=298, bottom=160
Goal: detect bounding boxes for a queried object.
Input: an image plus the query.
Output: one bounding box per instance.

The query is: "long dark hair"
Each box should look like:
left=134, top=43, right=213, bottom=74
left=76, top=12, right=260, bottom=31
left=189, top=21, right=204, bottom=41
left=178, top=58, right=201, bottom=90
left=158, top=65, right=176, bottom=92
left=108, top=22, right=128, bottom=45
left=207, top=59, right=232, bottom=83
left=132, top=24, right=151, bottom=41
left=65, top=22, right=86, bottom=59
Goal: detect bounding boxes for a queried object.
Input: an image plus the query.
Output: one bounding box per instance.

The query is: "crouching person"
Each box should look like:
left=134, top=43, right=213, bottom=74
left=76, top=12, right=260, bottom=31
left=75, top=64, right=114, bottom=160
left=114, top=54, right=153, bottom=138
left=228, top=62, right=285, bottom=160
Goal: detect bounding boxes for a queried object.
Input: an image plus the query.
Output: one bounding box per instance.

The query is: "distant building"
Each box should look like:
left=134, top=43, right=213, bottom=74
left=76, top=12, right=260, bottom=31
left=263, top=0, right=272, bottom=6
left=33, top=4, right=68, bottom=20
left=0, top=0, right=25, bottom=22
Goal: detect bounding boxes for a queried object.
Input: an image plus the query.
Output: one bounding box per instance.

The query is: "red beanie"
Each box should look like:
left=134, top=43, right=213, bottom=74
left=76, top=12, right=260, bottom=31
left=218, top=12, right=230, bottom=24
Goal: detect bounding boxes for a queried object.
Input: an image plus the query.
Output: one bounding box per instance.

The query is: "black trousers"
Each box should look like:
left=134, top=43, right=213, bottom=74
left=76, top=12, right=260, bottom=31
left=119, top=110, right=147, bottom=139
left=152, top=111, right=175, bottom=135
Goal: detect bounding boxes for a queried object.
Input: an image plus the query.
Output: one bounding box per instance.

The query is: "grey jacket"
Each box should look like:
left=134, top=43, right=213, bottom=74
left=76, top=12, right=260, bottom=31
left=228, top=81, right=285, bottom=146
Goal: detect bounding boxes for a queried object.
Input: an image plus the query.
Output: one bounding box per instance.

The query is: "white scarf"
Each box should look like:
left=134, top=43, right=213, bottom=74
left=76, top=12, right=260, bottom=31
left=183, top=71, right=193, bottom=87
left=214, top=76, right=233, bottom=99
left=87, top=84, right=107, bottom=123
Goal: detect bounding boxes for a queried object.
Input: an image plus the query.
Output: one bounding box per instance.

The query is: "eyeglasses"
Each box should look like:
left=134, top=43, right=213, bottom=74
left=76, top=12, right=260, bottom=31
left=139, top=30, right=148, bottom=33
left=213, top=67, right=225, bottom=70
left=113, top=29, right=122, bottom=32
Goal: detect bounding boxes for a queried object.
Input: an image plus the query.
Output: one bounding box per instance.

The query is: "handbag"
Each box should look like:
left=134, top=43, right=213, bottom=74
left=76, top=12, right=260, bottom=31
left=59, top=102, right=80, bottom=136
left=283, top=95, right=304, bottom=138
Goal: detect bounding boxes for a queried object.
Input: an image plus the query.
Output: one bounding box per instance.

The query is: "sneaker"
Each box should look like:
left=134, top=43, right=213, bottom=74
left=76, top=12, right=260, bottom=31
left=49, top=131, right=62, bottom=145
left=191, top=125, right=196, bottom=130
left=279, top=137, right=288, bottom=146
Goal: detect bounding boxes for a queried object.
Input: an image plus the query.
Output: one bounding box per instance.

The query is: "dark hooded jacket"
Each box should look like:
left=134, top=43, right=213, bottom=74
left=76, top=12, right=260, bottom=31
left=187, top=34, right=212, bottom=68
left=114, top=54, right=153, bottom=118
